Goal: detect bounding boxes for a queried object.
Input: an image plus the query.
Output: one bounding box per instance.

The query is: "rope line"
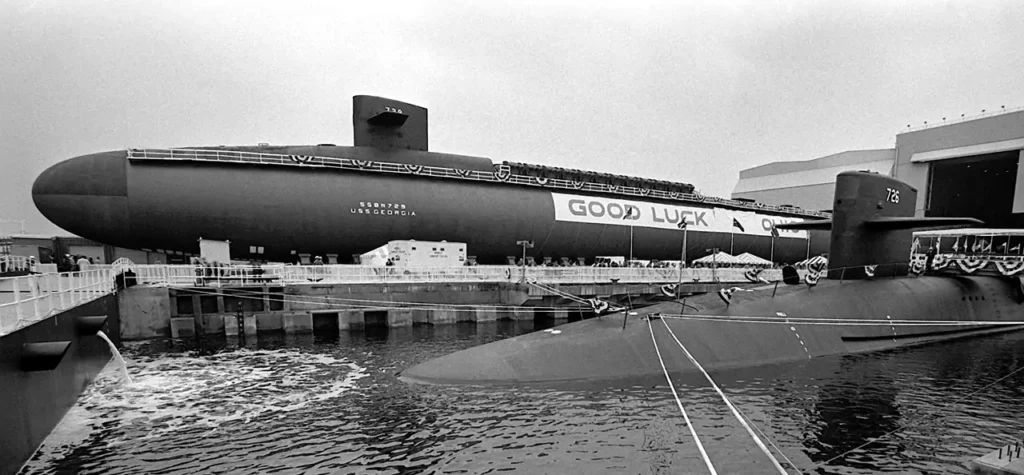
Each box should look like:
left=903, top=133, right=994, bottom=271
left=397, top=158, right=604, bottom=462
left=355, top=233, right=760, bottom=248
left=658, top=313, right=1024, bottom=327
left=182, top=286, right=586, bottom=313
left=197, top=285, right=584, bottom=310
left=646, top=317, right=718, bottom=475
left=738, top=410, right=804, bottom=474
left=659, top=318, right=790, bottom=475
left=818, top=363, right=1024, bottom=467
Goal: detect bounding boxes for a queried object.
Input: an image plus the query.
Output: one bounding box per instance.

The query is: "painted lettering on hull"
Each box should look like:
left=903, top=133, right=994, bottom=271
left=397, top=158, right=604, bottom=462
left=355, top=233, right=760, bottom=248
left=553, top=193, right=807, bottom=238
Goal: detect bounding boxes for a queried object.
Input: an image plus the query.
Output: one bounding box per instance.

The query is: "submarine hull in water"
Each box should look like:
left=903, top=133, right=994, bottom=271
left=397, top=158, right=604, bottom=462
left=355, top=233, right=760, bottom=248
left=399, top=276, right=1024, bottom=385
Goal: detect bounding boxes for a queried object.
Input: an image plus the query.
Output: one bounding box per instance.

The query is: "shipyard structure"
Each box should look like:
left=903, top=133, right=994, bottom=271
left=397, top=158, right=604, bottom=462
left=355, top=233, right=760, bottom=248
left=734, top=107, right=1024, bottom=232
left=32, top=96, right=830, bottom=266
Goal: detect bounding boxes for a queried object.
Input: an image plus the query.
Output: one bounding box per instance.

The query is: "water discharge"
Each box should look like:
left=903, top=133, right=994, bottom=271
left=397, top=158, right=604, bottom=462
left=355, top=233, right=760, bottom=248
left=96, top=330, right=133, bottom=384
left=18, top=322, right=1024, bottom=474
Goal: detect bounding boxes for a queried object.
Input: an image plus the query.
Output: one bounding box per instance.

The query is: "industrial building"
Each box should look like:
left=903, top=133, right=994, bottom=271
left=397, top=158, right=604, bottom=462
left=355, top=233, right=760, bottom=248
left=733, top=107, right=1024, bottom=228
left=0, top=234, right=172, bottom=266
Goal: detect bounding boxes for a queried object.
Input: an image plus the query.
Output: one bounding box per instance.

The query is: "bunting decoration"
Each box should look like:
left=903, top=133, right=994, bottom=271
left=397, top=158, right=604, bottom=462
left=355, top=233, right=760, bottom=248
left=289, top=155, right=314, bottom=164
left=661, top=284, right=678, bottom=297
left=571, top=180, right=586, bottom=190
left=909, top=261, right=924, bottom=275
left=493, top=166, right=512, bottom=182
left=996, top=259, right=1024, bottom=276
left=587, top=298, right=624, bottom=316
left=956, top=258, right=987, bottom=274
left=931, top=255, right=949, bottom=270
left=804, top=271, right=821, bottom=287
left=535, top=177, right=549, bottom=186
left=744, top=268, right=768, bottom=283
left=669, top=192, right=680, bottom=199
left=454, top=169, right=473, bottom=178
left=640, top=188, right=651, bottom=196
left=864, top=265, right=877, bottom=278
left=353, top=160, right=375, bottom=169
left=403, top=164, right=424, bottom=174
left=608, top=185, right=620, bottom=193
left=717, top=286, right=753, bottom=305
left=952, top=237, right=960, bottom=253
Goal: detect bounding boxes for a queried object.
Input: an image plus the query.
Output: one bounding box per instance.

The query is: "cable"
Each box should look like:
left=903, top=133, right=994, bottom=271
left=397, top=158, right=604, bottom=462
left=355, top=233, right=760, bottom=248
left=817, top=364, right=1024, bottom=467
left=658, top=313, right=1024, bottom=327
left=646, top=316, right=718, bottom=475
left=183, top=286, right=588, bottom=314
left=660, top=318, right=790, bottom=474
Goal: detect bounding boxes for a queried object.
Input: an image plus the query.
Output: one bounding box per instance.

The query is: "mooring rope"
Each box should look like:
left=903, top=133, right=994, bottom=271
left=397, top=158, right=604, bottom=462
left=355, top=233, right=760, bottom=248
left=646, top=317, right=718, bottom=475
left=817, top=363, right=1024, bottom=467
left=658, top=313, right=1024, bottom=327
left=526, top=280, right=590, bottom=304
left=191, top=286, right=583, bottom=311
left=659, top=318, right=791, bottom=475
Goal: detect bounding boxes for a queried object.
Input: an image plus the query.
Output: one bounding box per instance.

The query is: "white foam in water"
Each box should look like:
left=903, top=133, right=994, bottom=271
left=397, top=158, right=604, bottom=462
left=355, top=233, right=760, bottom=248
left=28, top=347, right=369, bottom=464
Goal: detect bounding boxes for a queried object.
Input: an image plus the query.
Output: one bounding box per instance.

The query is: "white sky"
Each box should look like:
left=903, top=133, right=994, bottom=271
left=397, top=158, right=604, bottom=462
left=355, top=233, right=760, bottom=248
left=2, top=0, right=1022, bottom=235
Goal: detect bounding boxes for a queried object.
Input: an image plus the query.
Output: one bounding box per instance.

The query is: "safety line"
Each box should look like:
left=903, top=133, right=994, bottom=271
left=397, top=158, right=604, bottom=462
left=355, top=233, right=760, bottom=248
left=646, top=317, right=718, bottom=475
left=197, top=285, right=583, bottom=310
left=738, top=410, right=804, bottom=474
left=658, top=314, right=1024, bottom=327
left=660, top=318, right=790, bottom=475
left=182, top=286, right=586, bottom=313
left=818, top=363, right=1024, bottom=467
left=660, top=312, right=1022, bottom=325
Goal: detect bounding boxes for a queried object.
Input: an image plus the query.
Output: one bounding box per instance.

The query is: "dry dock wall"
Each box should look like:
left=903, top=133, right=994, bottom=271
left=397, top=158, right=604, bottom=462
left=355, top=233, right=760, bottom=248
left=0, top=294, right=121, bottom=475
left=118, top=282, right=541, bottom=340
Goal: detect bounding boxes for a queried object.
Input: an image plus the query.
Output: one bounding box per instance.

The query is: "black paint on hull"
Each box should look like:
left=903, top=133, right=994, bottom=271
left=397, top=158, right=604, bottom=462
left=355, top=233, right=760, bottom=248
left=33, top=155, right=827, bottom=264
left=0, top=295, right=121, bottom=475
left=398, top=276, right=1024, bottom=386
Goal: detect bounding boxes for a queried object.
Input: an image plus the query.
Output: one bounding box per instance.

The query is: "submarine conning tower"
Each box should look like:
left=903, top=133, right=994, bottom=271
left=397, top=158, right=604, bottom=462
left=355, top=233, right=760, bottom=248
left=829, top=171, right=918, bottom=279
left=353, top=95, right=429, bottom=152
left=778, top=170, right=982, bottom=280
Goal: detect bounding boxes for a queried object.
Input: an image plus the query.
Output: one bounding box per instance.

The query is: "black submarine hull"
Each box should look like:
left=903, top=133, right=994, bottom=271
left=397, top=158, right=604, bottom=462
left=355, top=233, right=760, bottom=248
left=32, top=152, right=827, bottom=264
left=399, top=275, right=1024, bottom=385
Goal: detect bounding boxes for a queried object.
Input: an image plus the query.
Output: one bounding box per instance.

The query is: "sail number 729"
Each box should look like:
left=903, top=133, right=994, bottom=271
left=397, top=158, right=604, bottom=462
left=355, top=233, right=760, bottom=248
left=885, top=187, right=900, bottom=203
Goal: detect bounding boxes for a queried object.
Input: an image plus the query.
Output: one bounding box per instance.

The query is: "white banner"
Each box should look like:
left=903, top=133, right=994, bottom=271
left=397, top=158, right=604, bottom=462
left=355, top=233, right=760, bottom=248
left=551, top=193, right=808, bottom=238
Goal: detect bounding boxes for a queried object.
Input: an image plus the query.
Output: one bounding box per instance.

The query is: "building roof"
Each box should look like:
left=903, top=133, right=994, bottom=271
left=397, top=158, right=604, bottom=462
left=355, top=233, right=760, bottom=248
left=733, top=149, right=895, bottom=195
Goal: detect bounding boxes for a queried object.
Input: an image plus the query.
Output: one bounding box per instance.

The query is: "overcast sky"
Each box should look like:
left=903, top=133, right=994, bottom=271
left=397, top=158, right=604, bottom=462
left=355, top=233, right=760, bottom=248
left=2, top=0, right=1022, bottom=235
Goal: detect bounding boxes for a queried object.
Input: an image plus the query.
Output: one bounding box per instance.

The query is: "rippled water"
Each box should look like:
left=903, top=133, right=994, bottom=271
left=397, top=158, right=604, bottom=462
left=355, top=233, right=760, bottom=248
left=18, top=320, right=1024, bottom=475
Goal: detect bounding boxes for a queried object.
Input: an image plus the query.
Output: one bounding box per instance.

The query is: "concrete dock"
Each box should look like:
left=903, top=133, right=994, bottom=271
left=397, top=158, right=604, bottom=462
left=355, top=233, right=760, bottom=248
left=971, top=441, right=1024, bottom=475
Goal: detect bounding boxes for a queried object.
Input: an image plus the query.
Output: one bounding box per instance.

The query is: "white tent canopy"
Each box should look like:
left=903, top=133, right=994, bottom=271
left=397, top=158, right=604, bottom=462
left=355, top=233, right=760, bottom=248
left=735, top=252, right=773, bottom=266
left=693, top=251, right=738, bottom=265
left=794, top=255, right=828, bottom=268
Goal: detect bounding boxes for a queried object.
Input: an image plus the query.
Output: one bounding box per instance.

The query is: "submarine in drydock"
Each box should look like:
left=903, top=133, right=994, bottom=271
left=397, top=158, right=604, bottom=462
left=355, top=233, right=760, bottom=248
left=32, top=95, right=828, bottom=265
left=398, top=171, right=1024, bottom=385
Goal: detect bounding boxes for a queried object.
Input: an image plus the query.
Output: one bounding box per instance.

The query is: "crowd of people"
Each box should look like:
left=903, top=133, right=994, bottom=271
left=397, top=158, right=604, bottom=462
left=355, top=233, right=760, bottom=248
left=57, top=254, right=94, bottom=272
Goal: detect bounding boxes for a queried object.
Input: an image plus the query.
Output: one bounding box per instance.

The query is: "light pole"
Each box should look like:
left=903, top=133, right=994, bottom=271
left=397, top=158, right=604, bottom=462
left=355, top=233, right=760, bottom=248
left=677, top=221, right=687, bottom=300
left=623, top=206, right=636, bottom=266
left=516, top=240, right=533, bottom=283
left=705, top=247, right=720, bottom=282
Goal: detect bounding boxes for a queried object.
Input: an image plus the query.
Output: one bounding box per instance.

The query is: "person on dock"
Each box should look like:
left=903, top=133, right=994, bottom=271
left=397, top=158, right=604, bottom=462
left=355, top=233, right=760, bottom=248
left=925, top=246, right=936, bottom=275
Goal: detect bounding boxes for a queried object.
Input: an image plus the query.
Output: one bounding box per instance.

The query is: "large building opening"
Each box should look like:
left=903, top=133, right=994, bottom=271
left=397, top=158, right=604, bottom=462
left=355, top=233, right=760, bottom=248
left=926, top=150, right=1024, bottom=228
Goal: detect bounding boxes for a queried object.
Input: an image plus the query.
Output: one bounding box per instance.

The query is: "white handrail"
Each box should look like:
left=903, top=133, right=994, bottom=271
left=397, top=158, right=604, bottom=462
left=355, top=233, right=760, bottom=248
left=124, top=264, right=784, bottom=287
left=0, top=255, right=30, bottom=273
left=126, top=148, right=829, bottom=219
left=0, top=268, right=115, bottom=337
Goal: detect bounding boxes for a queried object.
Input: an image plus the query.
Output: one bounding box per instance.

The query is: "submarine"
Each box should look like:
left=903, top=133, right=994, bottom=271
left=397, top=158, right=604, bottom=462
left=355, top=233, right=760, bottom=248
left=397, top=170, right=1023, bottom=385
left=32, top=95, right=829, bottom=265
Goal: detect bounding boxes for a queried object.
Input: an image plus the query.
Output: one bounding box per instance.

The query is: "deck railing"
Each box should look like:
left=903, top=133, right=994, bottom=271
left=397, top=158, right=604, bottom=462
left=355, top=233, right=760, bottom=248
left=126, top=148, right=829, bottom=219
left=0, top=255, right=30, bottom=274
left=0, top=268, right=115, bottom=337
left=128, top=264, right=784, bottom=287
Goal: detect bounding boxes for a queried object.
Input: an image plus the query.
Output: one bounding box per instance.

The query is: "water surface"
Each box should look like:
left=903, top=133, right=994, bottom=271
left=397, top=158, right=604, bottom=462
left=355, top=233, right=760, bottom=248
left=20, top=320, right=1024, bottom=474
